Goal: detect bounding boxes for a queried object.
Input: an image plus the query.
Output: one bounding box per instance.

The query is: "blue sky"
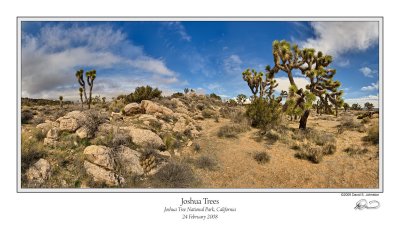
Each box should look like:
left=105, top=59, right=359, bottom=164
left=21, top=21, right=380, bottom=106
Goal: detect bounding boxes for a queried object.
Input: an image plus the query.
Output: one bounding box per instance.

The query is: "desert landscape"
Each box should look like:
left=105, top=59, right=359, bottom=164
left=19, top=21, right=380, bottom=189
left=20, top=78, right=379, bottom=189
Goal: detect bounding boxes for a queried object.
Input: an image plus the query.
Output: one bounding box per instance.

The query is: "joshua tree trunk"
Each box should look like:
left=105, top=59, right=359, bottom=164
left=299, top=110, right=310, bottom=130
left=335, top=106, right=338, bottom=117
left=88, top=85, right=93, bottom=109
left=60, top=100, right=63, bottom=108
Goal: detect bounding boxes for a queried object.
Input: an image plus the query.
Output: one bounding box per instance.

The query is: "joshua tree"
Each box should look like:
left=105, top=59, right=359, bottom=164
left=85, top=70, right=96, bottom=109
left=79, top=87, right=84, bottom=109
left=59, top=96, right=63, bottom=108
left=184, top=88, right=189, bottom=94
left=237, top=94, right=247, bottom=105
left=364, top=102, right=374, bottom=110
left=75, top=69, right=88, bottom=103
left=351, top=103, right=362, bottom=110
left=343, top=103, right=350, bottom=112
left=102, top=97, right=106, bottom=104
left=268, top=40, right=343, bottom=129
left=242, top=68, right=278, bottom=100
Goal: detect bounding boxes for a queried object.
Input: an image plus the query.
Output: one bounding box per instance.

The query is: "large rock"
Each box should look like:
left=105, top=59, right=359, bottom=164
left=116, top=146, right=144, bottom=175
left=84, top=161, right=123, bottom=186
left=122, top=127, right=166, bottom=150
left=76, top=127, right=90, bottom=139
left=26, top=159, right=51, bottom=185
left=56, top=111, right=86, bottom=132
left=173, top=117, right=187, bottom=133
left=44, top=127, right=60, bottom=146
left=138, top=114, right=158, bottom=122
left=83, top=145, right=115, bottom=170
left=124, top=103, right=142, bottom=115
left=141, top=100, right=173, bottom=116
left=36, top=121, right=59, bottom=134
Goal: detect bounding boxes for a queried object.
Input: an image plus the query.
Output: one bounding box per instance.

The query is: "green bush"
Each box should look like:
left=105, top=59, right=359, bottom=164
left=246, top=98, right=282, bottom=129
left=126, top=85, right=162, bottom=103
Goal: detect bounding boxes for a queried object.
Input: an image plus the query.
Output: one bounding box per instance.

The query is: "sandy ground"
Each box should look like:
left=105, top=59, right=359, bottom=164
left=185, top=116, right=379, bottom=189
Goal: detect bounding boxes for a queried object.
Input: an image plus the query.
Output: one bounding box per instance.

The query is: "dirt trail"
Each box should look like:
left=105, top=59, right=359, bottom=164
left=187, top=118, right=378, bottom=189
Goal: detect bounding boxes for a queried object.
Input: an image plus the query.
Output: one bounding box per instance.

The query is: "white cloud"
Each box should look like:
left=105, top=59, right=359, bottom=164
left=300, top=22, right=379, bottom=56
left=224, top=54, right=243, bottom=72
left=361, top=81, right=379, bottom=91
left=22, top=24, right=179, bottom=99
left=274, top=76, right=310, bottom=92
left=165, top=22, right=191, bottom=42
left=359, top=67, right=377, bottom=78
left=336, top=58, right=350, bottom=67
left=345, top=95, right=379, bottom=108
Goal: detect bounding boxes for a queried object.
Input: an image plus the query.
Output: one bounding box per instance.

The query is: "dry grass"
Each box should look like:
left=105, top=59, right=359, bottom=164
left=343, top=147, right=369, bottom=156
left=253, top=151, right=271, bottom=164
left=152, top=162, right=198, bottom=188
left=363, top=123, right=379, bottom=145
left=217, top=124, right=249, bottom=138
left=194, top=155, right=218, bottom=170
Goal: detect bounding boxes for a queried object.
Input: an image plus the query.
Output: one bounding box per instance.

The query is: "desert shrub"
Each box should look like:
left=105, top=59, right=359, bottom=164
left=195, top=156, right=218, bottom=170
left=217, top=124, right=249, bottom=138
left=149, top=120, right=162, bottom=131
left=157, top=98, right=177, bottom=110
left=81, top=110, right=108, bottom=137
left=126, top=85, right=162, bottom=103
left=253, top=151, right=271, bottom=164
left=294, top=146, right=323, bottom=164
left=361, top=117, right=371, bottom=124
left=246, top=98, right=281, bottom=129
left=202, top=109, right=216, bottom=118
left=108, top=98, right=125, bottom=113
left=152, top=162, right=197, bottom=188
left=21, top=137, right=47, bottom=174
left=322, top=143, right=337, bottom=155
left=193, top=143, right=201, bottom=152
left=265, top=129, right=280, bottom=143
left=219, top=106, right=230, bottom=118
left=111, top=133, right=132, bottom=147
left=171, top=92, right=184, bottom=98
left=337, top=117, right=365, bottom=133
left=363, top=123, right=379, bottom=144
left=214, top=115, right=219, bottom=123
left=21, top=110, right=34, bottom=124
left=196, top=103, right=205, bottom=111
left=32, top=128, right=46, bottom=141
left=209, top=93, right=222, bottom=100
left=314, top=133, right=336, bottom=146
left=343, top=147, right=369, bottom=156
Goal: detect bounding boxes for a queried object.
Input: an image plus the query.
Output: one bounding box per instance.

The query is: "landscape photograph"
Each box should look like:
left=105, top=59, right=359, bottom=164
left=19, top=20, right=381, bottom=189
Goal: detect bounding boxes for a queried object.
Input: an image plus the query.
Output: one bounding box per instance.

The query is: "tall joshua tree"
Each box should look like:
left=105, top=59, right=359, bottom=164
left=242, top=68, right=278, bottom=100
left=269, top=40, right=343, bottom=129
left=79, top=87, right=84, bottom=109
left=85, top=70, right=96, bottom=109
left=75, top=69, right=88, bottom=103
left=59, top=96, right=63, bottom=108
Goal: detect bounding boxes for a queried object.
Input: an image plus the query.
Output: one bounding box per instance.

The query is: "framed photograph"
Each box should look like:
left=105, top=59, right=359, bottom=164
left=17, top=17, right=382, bottom=194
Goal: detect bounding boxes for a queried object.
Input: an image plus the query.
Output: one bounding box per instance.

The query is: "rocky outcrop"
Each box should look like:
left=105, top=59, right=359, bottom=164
left=124, top=103, right=142, bottom=115
left=116, top=146, right=144, bottom=175
left=122, top=127, right=166, bottom=150
left=141, top=100, right=173, bottom=116
left=83, top=145, right=115, bottom=170
left=26, top=158, right=51, bottom=185
left=84, top=161, right=123, bottom=186
left=56, top=111, right=86, bottom=132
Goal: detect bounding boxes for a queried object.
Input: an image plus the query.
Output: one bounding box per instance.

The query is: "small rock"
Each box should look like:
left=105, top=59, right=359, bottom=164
left=187, top=141, right=193, bottom=147
left=174, top=149, right=180, bottom=157
left=76, top=127, right=90, bottom=139
left=26, top=158, right=51, bottom=185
